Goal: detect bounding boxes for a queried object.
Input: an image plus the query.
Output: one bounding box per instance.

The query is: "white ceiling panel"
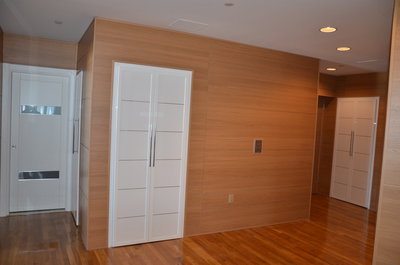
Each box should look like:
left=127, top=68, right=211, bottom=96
left=0, top=0, right=394, bottom=75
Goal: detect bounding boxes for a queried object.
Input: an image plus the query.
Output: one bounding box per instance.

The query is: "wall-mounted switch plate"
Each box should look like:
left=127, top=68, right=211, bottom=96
left=228, top=194, right=234, bottom=204
left=254, top=139, right=263, bottom=153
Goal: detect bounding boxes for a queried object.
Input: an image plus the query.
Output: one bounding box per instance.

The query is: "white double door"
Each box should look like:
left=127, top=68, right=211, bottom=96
left=330, top=97, right=378, bottom=208
left=109, top=63, right=192, bottom=247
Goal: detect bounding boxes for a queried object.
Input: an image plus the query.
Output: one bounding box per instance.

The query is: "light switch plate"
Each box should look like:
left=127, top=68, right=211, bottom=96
left=254, top=139, right=263, bottom=153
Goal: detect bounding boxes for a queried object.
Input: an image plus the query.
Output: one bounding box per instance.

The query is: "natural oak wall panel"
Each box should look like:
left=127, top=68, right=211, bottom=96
left=84, top=18, right=319, bottom=249
left=3, top=34, right=77, bottom=69
left=76, top=22, right=95, bottom=248
left=0, top=27, right=3, bottom=62
left=374, top=0, right=400, bottom=263
left=312, top=96, right=336, bottom=195
left=318, top=74, right=337, bottom=97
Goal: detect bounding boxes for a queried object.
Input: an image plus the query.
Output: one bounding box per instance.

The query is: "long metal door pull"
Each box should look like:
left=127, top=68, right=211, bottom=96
left=149, top=125, right=153, bottom=167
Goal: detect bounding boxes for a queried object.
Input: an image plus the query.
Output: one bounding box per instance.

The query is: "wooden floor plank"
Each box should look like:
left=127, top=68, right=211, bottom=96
left=0, top=195, right=376, bottom=265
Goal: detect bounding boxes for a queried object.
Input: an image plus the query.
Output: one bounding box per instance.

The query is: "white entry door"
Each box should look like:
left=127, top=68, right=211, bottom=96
left=9, top=72, right=70, bottom=212
left=109, top=63, right=192, bottom=247
left=330, top=97, right=379, bottom=208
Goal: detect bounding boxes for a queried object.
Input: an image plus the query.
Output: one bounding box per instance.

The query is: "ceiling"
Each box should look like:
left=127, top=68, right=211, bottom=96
left=0, top=0, right=394, bottom=75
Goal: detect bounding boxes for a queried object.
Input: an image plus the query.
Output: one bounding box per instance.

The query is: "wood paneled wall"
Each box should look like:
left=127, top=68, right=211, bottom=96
left=312, top=96, right=336, bottom=195
left=0, top=27, right=3, bottom=63
left=3, top=33, right=77, bottom=69
left=313, top=73, right=388, bottom=210
left=318, top=74, right=337, bottom=97
left=76, top=22, right=95, bottom=249
left=80, top=18, right=319, bottom=249
left=373, top=0, right=400, bottom=263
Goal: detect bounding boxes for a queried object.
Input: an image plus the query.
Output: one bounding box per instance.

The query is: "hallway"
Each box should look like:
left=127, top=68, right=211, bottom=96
left=0, top=195, right=376, bottom=265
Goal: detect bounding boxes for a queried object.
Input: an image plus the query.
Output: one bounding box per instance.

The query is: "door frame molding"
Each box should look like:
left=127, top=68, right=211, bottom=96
left=0, top=63, right=76, bottom=216
left=330, top=96, right=379, bottom=209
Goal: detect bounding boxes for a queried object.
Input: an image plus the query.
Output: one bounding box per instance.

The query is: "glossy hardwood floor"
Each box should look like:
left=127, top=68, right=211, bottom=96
left=0, top=195, right=376, bottom=265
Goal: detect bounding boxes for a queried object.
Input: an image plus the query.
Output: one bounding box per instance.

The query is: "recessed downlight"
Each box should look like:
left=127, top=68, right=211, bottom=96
left=326, top=67, right=337, bottom=71
left=320, top=26, right=337, bottom=33
left=224, top=3, right=234, bottom=6
left=337, top=46, right=351, bottom=52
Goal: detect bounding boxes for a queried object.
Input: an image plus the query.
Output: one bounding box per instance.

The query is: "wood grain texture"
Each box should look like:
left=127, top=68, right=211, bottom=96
left=76, top=22, right=95, bottom=249
left=312, top=96, right=336, bottom=195
left=0, top=195, right=376, bottom=265
left=0, top=27, right=3, bottom=63
left=373, top=0, right=400, bottom=263
left=79, top=17, right=319, bottom=249
left=318, top=74, right=338, bottom=97
left=3, top=33, right=77, bottom=69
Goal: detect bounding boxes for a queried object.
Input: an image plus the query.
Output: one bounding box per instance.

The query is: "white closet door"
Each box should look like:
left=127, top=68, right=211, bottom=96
left=331, top=97, right=378, bottom=208
left=149, top=73, right=188, bottom=241
left=112, top=67, right=153, bottom=246
left=110, top=63, right=192, bottom=247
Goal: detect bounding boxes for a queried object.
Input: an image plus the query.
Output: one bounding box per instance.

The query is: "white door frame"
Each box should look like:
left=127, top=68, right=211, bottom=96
left=0, top=63, right=76, bottom=216
left=330, top=96, right=379, bottom=209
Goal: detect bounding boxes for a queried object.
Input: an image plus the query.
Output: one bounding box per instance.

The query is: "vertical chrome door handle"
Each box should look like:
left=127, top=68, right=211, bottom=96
left=152, top=128, right=157, bottom=167
left=149, top=125, right=153, bottom=167
left=349, top=131, right=355, bottom=157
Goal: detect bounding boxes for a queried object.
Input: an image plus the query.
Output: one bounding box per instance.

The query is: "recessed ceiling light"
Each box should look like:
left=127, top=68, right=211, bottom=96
left=326, top=67, right=337, bottom=71
left=54, top=20, right=63, bottom=25
left=319, top=26, right=337, bottom=33
left=224, top=3, right=234, bottom=6
left=337, top=46, right=351, bottom=52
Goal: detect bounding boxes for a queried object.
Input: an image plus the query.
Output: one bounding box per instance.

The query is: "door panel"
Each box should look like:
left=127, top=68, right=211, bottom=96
left=10, top=72, right=70, bottom=212
left=155, top=132, right=183, bottom=160
left=330, top=97, right=378, bottom=208
left=117, top=161, right=147, bottom=189
left=157, top=74, right=186, bottom=104
left=354, top=136, right=372, bottom=154
left=120, top=69, right=152, bottom=102
left=152, top=187, right=180, bottom=214
left=115, top=217, right=146, bottom=244
left=336, top=134, right=351, bottom=151
left=355, top=120, right=374, bottom=136
left=110, top=63, right=191, bottom=247
left=150, top=213, right=179, bottom=239
left=120, top=101, right=151, bottom=131
left=153, top=160, right=181, bottom=187
left=118, top=131, right=149, bottom=160
left=333, top=167, right=350, bottom=184
left=156, top=104, right=184, bottom=132
left=116, top=189, right=146, bottom=218
left=352, top=170, right=369, bottom=189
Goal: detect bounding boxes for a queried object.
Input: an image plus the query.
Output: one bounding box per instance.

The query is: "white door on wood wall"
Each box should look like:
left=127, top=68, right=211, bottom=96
left=9, top=71, right=72, bottom=212
left=330, top=97, right=379, bottom=208
left=109, top=63, right=192, bottom=247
